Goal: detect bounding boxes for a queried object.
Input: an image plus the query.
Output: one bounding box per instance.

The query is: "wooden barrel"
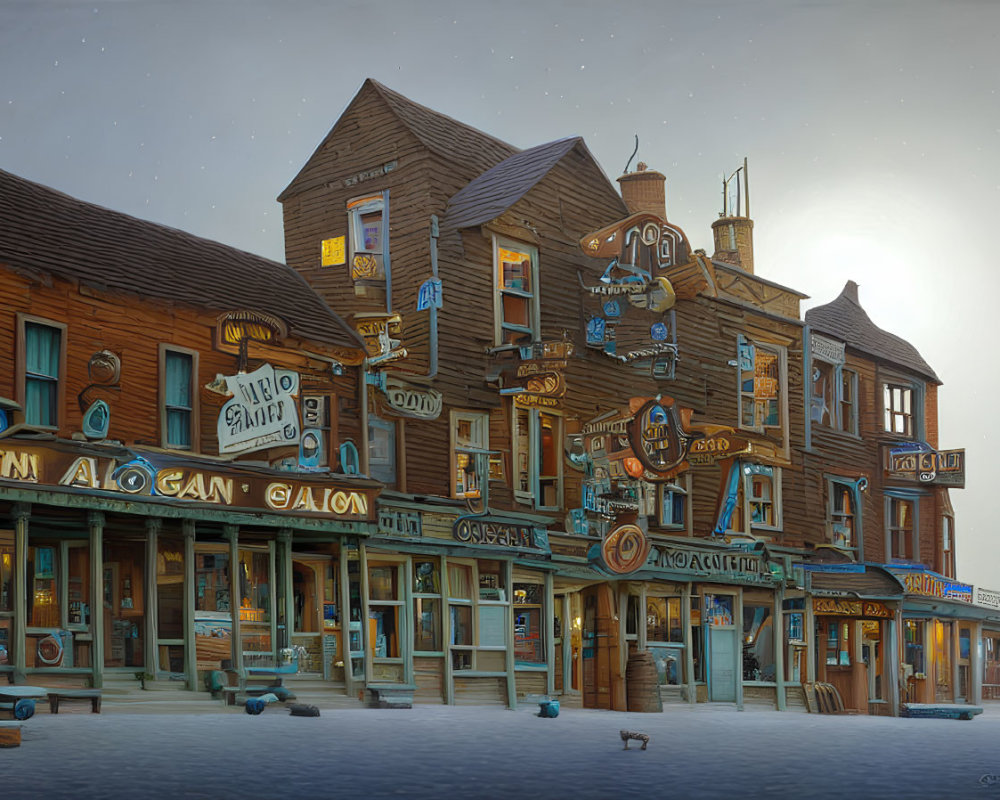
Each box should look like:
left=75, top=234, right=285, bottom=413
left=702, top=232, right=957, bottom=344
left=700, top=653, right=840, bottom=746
left=626, top=651, right=663, bottom=713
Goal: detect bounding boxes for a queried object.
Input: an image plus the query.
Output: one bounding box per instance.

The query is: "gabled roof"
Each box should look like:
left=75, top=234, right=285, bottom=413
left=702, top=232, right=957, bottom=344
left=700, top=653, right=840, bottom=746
left=442, top=137, right=586, bottom=231
left=279, top=79, right=518, bottom=202
left=0, top=168, right=365, bottom=350
left=805, top=280, right=939, bottom=383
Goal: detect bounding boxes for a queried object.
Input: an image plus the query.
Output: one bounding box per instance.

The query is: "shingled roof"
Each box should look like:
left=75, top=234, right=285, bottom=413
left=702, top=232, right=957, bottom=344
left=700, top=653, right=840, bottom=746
left=805, top=280, right=939, bottom=383
left=280, top=79, right=518, bottom=202
left=442, top=137, right=586, bottom=231
left=0, top=168, right=365, bottom=350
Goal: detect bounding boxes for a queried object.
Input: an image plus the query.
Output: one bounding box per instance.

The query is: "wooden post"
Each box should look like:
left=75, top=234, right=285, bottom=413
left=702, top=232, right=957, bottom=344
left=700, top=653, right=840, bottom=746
left=504, top=560, right=516, bottom=709
left=887, top=613, right=901, bottom=716
left=88, top=511, right=104, bottom=688
left=561, top=593, right=572, bottom=697
left=545, top=571, right=555, bottom=698
left=144, top=518, right=161, bottom=677
left=183, top=521, right=197, bottom=691
left=774, top=586, right=786, bottom=711
left=279, top=530, right=293, bottom=654
left=973, top=621, right=983, bottom=705
left=338, top=546, right=354, bottom=699
left=224, top=525, right=241, bottom=675
left=11, top=504, right=29, bottom=678
left=735, top=588, right=744, bottom=711
left=442, top=555, right=454, bottom=706
left=805, top=596, right=816, bottom=684
left=683, top=583, right=696, bottom=705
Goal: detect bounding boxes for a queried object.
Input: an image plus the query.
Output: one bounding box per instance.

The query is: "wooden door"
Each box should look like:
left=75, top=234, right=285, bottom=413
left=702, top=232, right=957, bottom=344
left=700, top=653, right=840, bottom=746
left=581, top=584, right=623, bottom=710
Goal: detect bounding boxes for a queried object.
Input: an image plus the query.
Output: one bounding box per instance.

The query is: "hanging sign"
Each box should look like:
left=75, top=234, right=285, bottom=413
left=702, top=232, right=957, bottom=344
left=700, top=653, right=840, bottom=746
left=382, top=377, right=443, bottom=420
left=627, top=398, right=691, bottom=474
left=217, top=364, right=300, bottom=455
left=687, top=430, right=752, bottom=465
left=417, top=278, right=443, bottom=311
left=598, top=523, right=650, bottom=575
left=888, top=447, right=965, bottom=488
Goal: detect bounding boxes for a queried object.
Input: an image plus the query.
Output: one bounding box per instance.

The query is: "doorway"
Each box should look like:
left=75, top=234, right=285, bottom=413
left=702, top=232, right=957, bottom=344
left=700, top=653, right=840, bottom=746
left=706, top=593, right=737, bottom=702
left=580, top=584, right=622, bottom=710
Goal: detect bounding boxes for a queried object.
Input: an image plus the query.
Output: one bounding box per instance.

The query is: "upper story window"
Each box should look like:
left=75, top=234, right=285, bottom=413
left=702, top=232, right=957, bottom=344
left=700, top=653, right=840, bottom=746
left=941, top=515, right=955, bottom=578
left=452, top=411, right=488, bottom=499
left=368, top=416, right=397, bottom=488
left=810, top=335, right=858, bottom=436
left=513, top=404, right=562, bottom=510
left=883, top=382, right=916, bottom=437
left=347, top=192, right=388, bottom=284
left=494, top=237, right=539, bottom=346
left=19, top=316, right=65, bottom=428
left=718, top=462, right=782, bottom=534
left=659, top=481, right=688, bottom=530
left=828, top=479, right=859, bottom=550
left=160, top=346, right=198, bottom=450
left=886, top=494, right=917, bottom=561
left=738, top=336, right=784, bottom=434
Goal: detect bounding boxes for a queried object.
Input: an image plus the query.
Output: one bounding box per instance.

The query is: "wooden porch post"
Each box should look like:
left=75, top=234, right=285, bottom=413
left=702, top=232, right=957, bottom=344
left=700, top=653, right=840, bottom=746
left=87, top=511, right=105, bottom=688
left=144, top=518, right=161, bottom=677
left=11, top=504, right=29, bottom=678
left=183, top=520, right=197, bottom=691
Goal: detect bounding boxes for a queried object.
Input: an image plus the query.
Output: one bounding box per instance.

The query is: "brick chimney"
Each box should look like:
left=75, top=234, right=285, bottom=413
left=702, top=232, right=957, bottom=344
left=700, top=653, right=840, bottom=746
left=617, top=163, right=667, bottom=220
left=711, top=158, right=754, bottom=273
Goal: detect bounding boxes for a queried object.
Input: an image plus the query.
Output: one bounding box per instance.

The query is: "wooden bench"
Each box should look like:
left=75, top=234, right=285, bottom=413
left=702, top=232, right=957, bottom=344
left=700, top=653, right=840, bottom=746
left=47, top=689, right=102, bottom=714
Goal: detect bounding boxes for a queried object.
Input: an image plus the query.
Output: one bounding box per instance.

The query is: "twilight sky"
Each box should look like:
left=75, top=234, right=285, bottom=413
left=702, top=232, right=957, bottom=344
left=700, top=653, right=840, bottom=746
left=2, top=1, right=997, bottom=588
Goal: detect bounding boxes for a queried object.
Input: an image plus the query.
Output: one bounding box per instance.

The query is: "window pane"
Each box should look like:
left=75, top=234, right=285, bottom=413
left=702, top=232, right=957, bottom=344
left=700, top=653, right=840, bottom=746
left=25, top=322, right=60, bottom=378
left=498, top=248, right=531, bottom=292
left=165, top=351, right=192, bottom=407
left=743, top=605, right=774, bottom=681
left=414, top=598, right=441, bottom=651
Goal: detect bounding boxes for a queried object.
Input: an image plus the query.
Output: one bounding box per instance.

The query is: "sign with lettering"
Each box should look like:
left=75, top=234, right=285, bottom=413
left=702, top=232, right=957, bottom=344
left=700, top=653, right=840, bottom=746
left=378, top=508, right=423, bottom=538
left=452, top=517, right=545, bottom=551
left=812, top=598, right=892, bottom=618
left=0, top=441, right=374, bottom=521
left=888, top=447, right=965, bottom=488
left=627, top=398, right=692, bottom=475
left=975, top=587, right=1000, bottom=610
left=343, top=160, right=397, bottom=188
left=354, top=313, right=408, bottom=366
left=890, top=569, right=973, bottom=603
left=650, top=543, right=773, bottom=585
left=321, top=236, right=346, bottom=267
left=687, top=430, right=752, bottom=465
left=417, top=277, right=442, bottom=311
left=217, top=364, right=299, bottom=455
left=382, top=377, right=442, bottom=420
left=811, top=334, right=845, bottom=364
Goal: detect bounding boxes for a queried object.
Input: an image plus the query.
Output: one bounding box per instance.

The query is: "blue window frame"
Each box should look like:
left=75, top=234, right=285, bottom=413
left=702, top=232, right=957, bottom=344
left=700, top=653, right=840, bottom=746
left=164, top=350, right=193, bottom=449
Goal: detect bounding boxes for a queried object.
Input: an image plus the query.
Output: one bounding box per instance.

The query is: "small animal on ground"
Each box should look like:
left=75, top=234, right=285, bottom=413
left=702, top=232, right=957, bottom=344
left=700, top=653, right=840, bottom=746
left=620, top=730, right=650, bottom=750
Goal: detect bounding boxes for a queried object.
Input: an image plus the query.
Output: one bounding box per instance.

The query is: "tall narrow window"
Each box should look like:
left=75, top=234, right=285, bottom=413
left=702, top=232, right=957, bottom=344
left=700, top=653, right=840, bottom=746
left=738, top=336, right=783, bottom=433
left=452, top=411, right=488, bottom=499
left=512, top=404, right=562, bottom=510
left=829, top=481, right=857, bottom=549
left=347, top=193, right=387, bottom=284
left=746, top=465, right=780, bottom=530
left=884, top=383, right=914, bottom=437
left=163, top=350, right=194, bottom=449
left=23, top=320, right=63, bottom=427
left=839, top=369, right=858, bottom=435
left=494, top=237, right=538, bottom=346
left=887, top=496, right=915, bottom=560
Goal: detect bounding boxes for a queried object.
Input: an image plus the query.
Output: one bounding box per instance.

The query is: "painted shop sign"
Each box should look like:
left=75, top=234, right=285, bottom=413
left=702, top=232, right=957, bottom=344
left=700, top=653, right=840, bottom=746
left=377, top=508, right=423, bottom=538
left=888, top=447, right=965, bottom=488
left=0, top=442, right=373, bottom=521
left=416, top=277, right=442, bottom=311
left=599, top=523, right=650, bottom=575
left=975, top=587, right=1000, bottom=610
left=354, top=313, right=407, bottom=367
left=382, top=377, right=443, bottom=420
left=812, top=598, right=892, bottom=618
left=811, top=334, right=845, bottom=364
left=627, top=398, right=689, bottom=473
left=217, top=364, right=300, bottom=455
left=890, top=569, right=973, bottom=603
left=321, top=236, right=346, bottom=267
left=651, top=544, right=772, bottom=585
left=452, top=517, right=546, bottom=551
left=687, top=430, right=752, bottom=465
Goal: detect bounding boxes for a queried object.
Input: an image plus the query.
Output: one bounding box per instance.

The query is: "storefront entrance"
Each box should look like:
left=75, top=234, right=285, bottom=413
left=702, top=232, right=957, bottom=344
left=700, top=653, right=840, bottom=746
left=706, top=593, right=737, bottom=702
left=103, top=539, right=146, bottom=669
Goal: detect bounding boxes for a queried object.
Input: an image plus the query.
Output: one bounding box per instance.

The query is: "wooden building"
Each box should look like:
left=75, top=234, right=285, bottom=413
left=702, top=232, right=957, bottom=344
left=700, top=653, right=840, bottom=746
left=279, top=79, right=987, bottom=714
left=0, top=168, right=379, bottom=697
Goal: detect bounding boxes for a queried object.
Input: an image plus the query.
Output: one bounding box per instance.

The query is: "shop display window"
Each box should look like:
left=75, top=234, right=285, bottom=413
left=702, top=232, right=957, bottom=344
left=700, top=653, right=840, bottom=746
left=29, top=545, right=59, bottom=627
left=904, top=619, right=924, bottom=675
left=0, top=530, right=13, bottom=612
left=824, top=620, right=851, bottom=667
left=238, top=549, right=271, bottom=661
left=742, top=604, right=775, bottom=681
left=648, top=645, right=681, bottom=685
left=447, top=559, right=511, bottom=672
left=156, top=539, right=183, bottom=641
left=690, top=598, right=704, bottom=682
left=513, top=582, right=544, bottom=664
left=413, top=559, right=441, bottom=653
left=646, top=597, right=682, bottom=643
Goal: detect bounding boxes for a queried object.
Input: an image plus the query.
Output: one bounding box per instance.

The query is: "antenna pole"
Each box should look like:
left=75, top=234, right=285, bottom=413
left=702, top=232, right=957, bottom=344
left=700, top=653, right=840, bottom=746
left=743, top=157, right=750, bottom=218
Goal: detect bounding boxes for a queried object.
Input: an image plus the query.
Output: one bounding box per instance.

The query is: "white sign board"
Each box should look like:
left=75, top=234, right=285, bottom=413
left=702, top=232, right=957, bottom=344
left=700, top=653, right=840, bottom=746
left=217, top=364, right=300, bottom=455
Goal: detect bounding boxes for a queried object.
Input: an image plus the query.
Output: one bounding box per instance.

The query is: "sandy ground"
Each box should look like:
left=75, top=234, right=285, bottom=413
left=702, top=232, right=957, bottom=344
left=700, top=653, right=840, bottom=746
left=3, top=701, right=1000, bottom=799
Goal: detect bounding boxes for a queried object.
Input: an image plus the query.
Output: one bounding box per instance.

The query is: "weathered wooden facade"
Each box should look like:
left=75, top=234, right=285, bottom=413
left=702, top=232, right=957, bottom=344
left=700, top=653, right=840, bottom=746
left=0, top=168, right=378, bottom=698
left=279, top=79, right=989, bottom=714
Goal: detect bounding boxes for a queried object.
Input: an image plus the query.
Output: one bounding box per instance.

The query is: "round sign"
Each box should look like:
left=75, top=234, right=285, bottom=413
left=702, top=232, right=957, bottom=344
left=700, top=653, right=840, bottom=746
left=601, top=524, right=650, bottom=575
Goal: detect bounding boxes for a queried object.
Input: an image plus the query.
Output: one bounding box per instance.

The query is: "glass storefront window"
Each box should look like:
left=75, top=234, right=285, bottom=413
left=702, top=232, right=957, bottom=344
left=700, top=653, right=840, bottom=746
left=513, top=582, right=544, bottom=664
left=157, top=539, right=183, bottom=640
left=904, top=619, right=924, bottom=674
left=0, top=530, right=13, bottom=612
left=29, top=545, right=59, bottom=627
left=742, top=604, right=775, bottom=681
left=646, top=597, right=683, bottom=643
left=414, top=597, right=441, bottom=652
